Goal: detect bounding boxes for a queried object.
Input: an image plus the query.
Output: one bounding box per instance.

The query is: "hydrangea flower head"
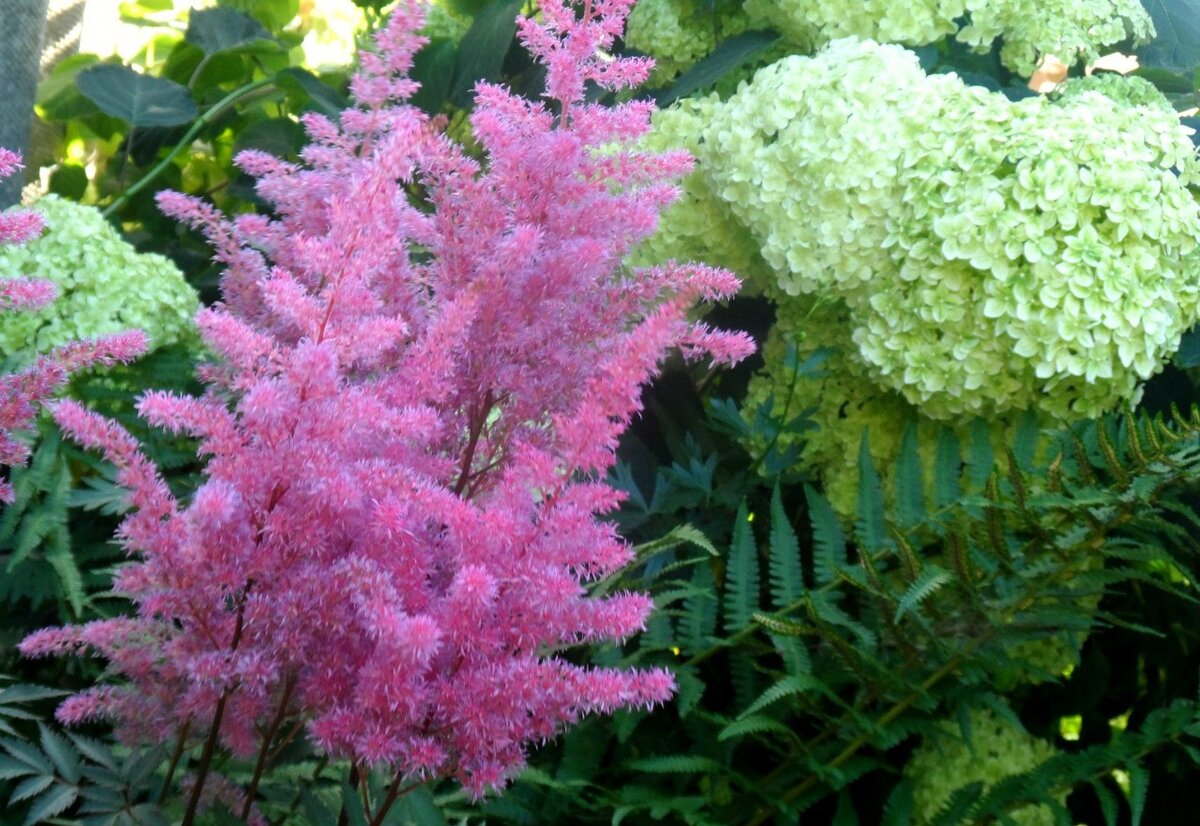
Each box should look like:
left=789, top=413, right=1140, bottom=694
left=705, top=39, right=1200, bottom=422
left=0, top=154, right=145, bottom=502
left=0, top=195, right=198, bottom=358
left=744, top=0, right=1153, bottom=75
left=20, top=0, right=753, bottom=800
left=907, top=708, right=1062, bottom=825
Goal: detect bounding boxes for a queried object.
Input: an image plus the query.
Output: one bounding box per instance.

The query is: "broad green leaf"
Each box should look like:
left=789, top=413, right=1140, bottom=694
left=275, top=68, right=348, bottom=119
left=412, top=38, right=458, bottom=115
left=76, top=65, right=197, bottom=127
left=653, top=29, right=780, bottom=107
left=186, top=7, right=273, bottom=55
left=1141, top=0, right=1200, bottom=74
left=232, top=117, right=306, bottom=159
left=449, top=0, right=524, bottom=107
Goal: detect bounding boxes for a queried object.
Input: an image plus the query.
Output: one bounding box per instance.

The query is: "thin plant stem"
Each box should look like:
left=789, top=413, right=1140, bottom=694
left=240, top=674, right=297, bottom=820
left=158, top=716, right=193, bottom=804
left=181, top=583, right=253, bottom=826
left=101, top=77, right=275, bottom=219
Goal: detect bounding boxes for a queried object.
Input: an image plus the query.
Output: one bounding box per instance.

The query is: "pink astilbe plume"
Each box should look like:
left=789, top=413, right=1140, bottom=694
left=22, top=0, right=754, bottom=811
left=0, top=151, right=146, bottom=501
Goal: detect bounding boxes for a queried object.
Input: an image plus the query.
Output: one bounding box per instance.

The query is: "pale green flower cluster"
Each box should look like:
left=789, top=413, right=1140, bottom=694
left=629, top=94, right=770, bottom=288
left=624, top=0, right=756, bottom=84
left=0, top=196, right=199, bottom=359
left=908, top=709, right=1061, bottom=825
left=744, top=0, right=1153, bottom=75
left=705, top=39, right=1200, bottom=422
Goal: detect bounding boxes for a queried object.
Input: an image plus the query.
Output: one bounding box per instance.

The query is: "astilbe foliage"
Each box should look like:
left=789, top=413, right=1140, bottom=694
left=0, top=149, right=145, bottom=503
left=19, top=0, right=754, bottom=810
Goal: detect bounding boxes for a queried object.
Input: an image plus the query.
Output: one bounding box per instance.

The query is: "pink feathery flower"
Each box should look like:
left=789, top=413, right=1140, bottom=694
left=0, top=155, right=145, bottom=501
left=23, top=0, right=754, bottom=804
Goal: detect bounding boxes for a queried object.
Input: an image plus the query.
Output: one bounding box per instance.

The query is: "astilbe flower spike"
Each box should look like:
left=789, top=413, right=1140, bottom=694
left=0, top=149, right=145, bottom=501
left=20, top=0, right=754, bottom=816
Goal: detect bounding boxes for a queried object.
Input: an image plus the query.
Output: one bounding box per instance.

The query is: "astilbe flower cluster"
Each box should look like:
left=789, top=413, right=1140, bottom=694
left=20, top=0, right=753, bottom=807
left=0, top=149, right=145, bottom=502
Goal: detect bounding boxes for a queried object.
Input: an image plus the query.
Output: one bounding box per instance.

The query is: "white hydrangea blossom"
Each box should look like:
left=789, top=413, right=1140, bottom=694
left=0, top=195, right=199, bottom=358
left=705, top=39, right=1200, bottom=422
left=744, top=0, right=1153, bottom=75
left=907, top=708, right=1062, bottom=825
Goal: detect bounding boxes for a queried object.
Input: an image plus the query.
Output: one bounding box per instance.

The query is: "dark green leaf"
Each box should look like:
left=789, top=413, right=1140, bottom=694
left=412, top=38, right=458, bottom=114
left=186, top=7, right=273, bottom=55
left=805, top=484, right=845, bottom=587
left=76, top=65, right=197, bottom=127
left=768, top=485, right=803, bottom=611
left=23, top=782, right=78, bottom=825
left=724, top=501, right=760, bottom=632
left=653, top=30, right=779, bottom=107
left=449, top=0, right=524, bottom=107
left=894, top=419, right=926, bottom=526
left=856, top=431, right=887, bottom=552
left=275, top=68, right=348, bottom=119
left=39, top=726, right=80, bottom=785
left=1141, top=0, right=1200, bottom=75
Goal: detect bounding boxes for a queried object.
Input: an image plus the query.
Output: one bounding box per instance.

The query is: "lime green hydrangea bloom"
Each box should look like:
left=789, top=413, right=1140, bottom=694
left=745, top=0, right=1153, bottom=75
left=630, top=94, right=771, bottom=288
left=908, top=708, right=1062, bottom=825
left=0, top=196, right=199, bottom=359
left=705, top=39, right=1200, bottom=423
left=625, top=0, right=758, bottom=84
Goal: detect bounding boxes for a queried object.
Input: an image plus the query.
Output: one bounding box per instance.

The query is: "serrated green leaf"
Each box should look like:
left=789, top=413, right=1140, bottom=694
left=10, top=773, right=55, bottom=804
left=0, top=754, right=39, bottom=780
left=933, top=426, right=961, bottom=511
left=45, top=547, right=84, bottom=618
left=894, top=419, right=926, bottom=527
left=768, top=486, right=803, bottom=611
left=23, top=782, right=78, bottom=825
left=741, top=674, right=823, bottom=717
left=724, top=501, right=760, bottom=633
left=856, top=431, right=886, bottom=552
left=894, top=566, right=951, bottom=623
left=881, top=778, right=915, bottom=826
left=1128, top=763, right=1148, bottom=826
left=38, top=726, right=80, bottom=785
left=627, top=755, right=722, bottom=774
left=76, top=65, right=197, bottom=127
left=718, top=714, right=795, bottom=742
left=1, top=738, right=53, bottom=774
left=301, top=787, right=338, bottom=826
left=805, top=484, right=846, bottom=586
